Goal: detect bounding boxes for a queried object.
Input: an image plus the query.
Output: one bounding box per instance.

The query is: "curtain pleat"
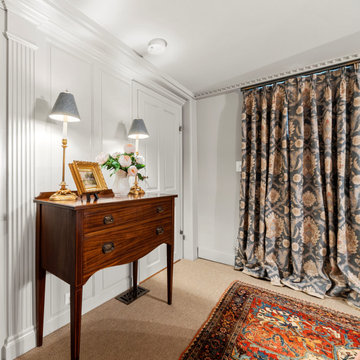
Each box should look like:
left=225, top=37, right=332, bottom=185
left=235, top=64, right=360, bottom=307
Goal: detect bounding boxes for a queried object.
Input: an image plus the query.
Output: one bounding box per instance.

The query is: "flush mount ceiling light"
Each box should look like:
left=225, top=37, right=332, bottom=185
left=147, top=38, right=167, bottom=55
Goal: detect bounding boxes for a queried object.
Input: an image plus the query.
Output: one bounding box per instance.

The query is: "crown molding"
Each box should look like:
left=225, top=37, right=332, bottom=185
left=194, top=52, right=360, bottom=99
left=3, top=0, right=195, bottom=102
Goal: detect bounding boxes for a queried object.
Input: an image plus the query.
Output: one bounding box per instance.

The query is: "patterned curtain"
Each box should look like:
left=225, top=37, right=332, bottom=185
left=235, top=64, right=360, bottom=308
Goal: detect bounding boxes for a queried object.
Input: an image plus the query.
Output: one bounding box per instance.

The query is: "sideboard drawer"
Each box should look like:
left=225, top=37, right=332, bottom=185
left=83, top=198, right=172, bottom=234
left=82, top=218, right=173, bottom=282
left=139, top=199, right=172, bottom=221
left=83, top=205, right=137, bottom=234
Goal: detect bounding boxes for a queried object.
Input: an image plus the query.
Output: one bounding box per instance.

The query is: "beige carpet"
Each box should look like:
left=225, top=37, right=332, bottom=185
left=18, top=259, right=359, bottom=360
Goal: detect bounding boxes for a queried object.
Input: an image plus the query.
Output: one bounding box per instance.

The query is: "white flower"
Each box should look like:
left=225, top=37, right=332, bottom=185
left=112, top=152, right=121, bottom=158
left=136, top=155, right=145, bottom=165
left=124, top=143, right=135, bottom=154
left=95, top=152, right=109, bottom=165
left=127, top=165, right=138, bottom=176
left=119, top=155, right=132, bottom=168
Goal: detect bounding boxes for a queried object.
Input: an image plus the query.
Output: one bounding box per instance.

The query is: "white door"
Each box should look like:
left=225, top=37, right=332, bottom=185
left=132, top=82, right=183, bottom=281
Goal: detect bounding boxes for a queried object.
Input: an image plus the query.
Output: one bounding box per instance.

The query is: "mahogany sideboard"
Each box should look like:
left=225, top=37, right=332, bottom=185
left=34, top=192, right=177, bottom=360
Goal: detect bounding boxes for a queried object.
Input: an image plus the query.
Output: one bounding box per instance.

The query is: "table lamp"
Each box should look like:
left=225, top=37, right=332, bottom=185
left=128, top=118, right=149, bottom=195
left=49, top=91, right=80, bottom=201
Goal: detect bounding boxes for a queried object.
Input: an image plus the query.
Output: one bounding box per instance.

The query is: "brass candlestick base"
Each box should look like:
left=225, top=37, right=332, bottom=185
left=128, top=184, right=145, bottom=196
left=128, top=175, right=145, bottom=196
left=49, top=181, right=77, bottom=201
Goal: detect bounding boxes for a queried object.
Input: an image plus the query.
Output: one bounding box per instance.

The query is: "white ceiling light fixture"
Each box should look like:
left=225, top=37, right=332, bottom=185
left=147, top=38, right=167, bottom=55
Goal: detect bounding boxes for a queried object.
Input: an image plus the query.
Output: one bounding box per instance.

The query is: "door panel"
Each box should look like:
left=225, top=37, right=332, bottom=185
left=163, top=110, right=178, bottom=193
left=132, top=83, right=182, bottom=281
left=140, top=100, right=161, bottom=193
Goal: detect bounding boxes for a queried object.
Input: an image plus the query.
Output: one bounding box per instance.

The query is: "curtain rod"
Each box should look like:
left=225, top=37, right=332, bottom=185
left=241, top=59, right=360, bottom=92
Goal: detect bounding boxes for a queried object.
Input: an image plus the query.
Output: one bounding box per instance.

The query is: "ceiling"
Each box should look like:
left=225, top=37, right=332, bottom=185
left=69, top=0, right=360, bottom=96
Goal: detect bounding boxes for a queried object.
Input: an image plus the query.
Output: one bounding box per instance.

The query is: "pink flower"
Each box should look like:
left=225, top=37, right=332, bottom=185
left=119, top=155, right=132, bottom=168
left=127, top=165, right=138, bottom=176
left=95, top=152, right=109, bottom=165
left=112, top=152, right=121, bottom=158
left=124, top=143, right=135, bottom=154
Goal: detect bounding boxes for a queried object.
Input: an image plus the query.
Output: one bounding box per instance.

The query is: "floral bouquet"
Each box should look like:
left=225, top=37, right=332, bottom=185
left=95, top=143, right=146, bottom=180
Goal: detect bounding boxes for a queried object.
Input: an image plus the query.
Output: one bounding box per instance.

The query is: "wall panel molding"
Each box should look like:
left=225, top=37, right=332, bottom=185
left=2, top=32, right=37, bottom=360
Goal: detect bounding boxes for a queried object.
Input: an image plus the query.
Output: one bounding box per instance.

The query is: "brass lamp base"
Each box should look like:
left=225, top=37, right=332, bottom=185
left=49, top=183, right=77, bottom=201
left=50, top=138, right=78, bottom=201
left=128, top=184, right=145, bottom=196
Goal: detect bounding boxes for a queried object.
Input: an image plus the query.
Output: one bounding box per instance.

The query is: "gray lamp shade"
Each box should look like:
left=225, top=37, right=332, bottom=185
left=49, top=91, right=80, bottom=122
left=128, top=118, right=150, bottom=139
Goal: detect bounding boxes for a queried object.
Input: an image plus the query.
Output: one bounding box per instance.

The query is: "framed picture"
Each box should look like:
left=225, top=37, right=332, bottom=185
left=69, top=161, right=108, bottom=195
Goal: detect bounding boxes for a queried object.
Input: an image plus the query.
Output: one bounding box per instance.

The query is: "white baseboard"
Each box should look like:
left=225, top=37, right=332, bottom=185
left=2, top=326, right=36, bottom=360
left=198, top=247, right=234, bottom=266
left=2, top=277, right=130, bottom=360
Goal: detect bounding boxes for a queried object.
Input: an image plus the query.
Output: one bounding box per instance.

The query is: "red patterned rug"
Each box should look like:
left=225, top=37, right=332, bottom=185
left=180, top=281, right=360, bottom=360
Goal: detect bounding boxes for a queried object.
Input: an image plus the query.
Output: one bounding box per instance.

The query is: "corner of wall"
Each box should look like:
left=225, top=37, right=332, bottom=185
left=182, top=98, right=198, bottom=260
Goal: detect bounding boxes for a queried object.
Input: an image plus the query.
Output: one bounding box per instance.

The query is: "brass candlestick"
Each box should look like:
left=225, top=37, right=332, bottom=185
left=128, top=150, right=145, bottom=196
left=49, top=138, right=77, bottom=201
left=128, top=174, right=145, bottom=196
left=127, top=119, right=149, bottom=196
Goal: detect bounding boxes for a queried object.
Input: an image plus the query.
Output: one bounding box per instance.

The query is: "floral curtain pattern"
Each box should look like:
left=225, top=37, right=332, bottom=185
left=235, top=64, right=360, bottom=307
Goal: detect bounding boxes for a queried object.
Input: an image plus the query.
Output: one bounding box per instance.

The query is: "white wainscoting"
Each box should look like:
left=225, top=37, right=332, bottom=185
left=2, top=10, right=185, bottom=360
left=0, top=6, right=9, bottom=352
left=2, top=32, right=37, bottom=360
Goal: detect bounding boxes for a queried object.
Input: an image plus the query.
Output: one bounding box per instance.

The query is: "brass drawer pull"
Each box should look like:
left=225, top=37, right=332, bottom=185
left=156, top=206, right=164, bottom=213
left=103, top=215, right=114, bottom=225
left=102, top=242, right=115, bottom=254
left=156, top=226, right=164, bottom=235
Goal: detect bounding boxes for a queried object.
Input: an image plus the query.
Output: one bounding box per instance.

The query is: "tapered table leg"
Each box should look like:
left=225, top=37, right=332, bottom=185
left=70, top=285, right=83, bottom=360
left=167, top=243, right=174, bottom=305
left=133, top=260, right=138, bottom=298
left=36, top=266, right=46, bottom=346
left=36, top=204, right=46, bottom=347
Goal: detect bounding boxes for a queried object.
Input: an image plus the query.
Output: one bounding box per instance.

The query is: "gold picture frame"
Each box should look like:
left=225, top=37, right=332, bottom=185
left=69, top=161, right=108, bottom=195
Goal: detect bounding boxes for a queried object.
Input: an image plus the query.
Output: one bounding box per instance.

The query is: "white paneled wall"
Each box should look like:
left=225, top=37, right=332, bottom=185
left=2, top=7, right=187, bottom=359
left=4, top=33, right=37, bottom=357
left=0, top=6, right=8, bottom=352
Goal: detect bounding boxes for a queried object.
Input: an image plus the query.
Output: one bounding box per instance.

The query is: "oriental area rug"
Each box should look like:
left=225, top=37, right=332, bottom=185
left=179, top=281, right=360, bottom=360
